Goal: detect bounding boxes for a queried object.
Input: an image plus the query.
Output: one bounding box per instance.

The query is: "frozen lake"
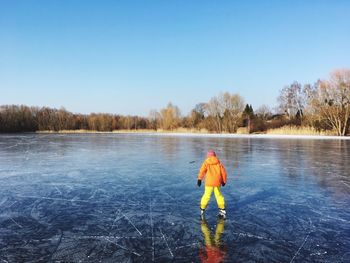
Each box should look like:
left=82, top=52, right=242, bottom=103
left=0, top=134, right=349, bottom=263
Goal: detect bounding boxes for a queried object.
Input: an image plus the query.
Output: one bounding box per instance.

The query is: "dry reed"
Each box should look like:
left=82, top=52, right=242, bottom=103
left=266, top=125, right=336, bottom=136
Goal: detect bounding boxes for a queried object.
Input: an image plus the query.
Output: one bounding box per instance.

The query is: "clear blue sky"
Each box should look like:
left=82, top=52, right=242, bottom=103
left=1, top=0, right=349, bottom=116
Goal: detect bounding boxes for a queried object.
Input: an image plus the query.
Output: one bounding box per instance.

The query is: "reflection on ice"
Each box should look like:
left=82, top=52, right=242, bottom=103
left=0, top=134, right=349, bottom=262
left=200, top=217, right=227, bottom=263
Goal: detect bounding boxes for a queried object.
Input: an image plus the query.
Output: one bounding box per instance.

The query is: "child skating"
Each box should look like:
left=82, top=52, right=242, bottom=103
left=197, top=150, right=227, bottom=218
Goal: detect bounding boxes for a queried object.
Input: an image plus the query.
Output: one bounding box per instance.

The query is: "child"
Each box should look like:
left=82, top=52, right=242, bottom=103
left=197, top=150, right=227, bottom=218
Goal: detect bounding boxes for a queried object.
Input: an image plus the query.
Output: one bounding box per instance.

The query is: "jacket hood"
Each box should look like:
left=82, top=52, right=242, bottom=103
left=205, top=156, right=219, bottom=165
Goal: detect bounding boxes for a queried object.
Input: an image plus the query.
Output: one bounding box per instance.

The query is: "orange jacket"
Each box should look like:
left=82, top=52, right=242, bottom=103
left=198, top=157, right=227, bottom=187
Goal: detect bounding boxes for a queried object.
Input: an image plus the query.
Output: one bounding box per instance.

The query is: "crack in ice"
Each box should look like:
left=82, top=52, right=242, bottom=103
left=110, top=210, right=122, bottom=230
left=7, top=201, right=17, bottom=208
left=66, top=235, right=159, bottom=240
left=342, top=181, right=350, bottom=189
left=290, top=218, right=313, bottom=263
left=120, top=211, right=142, bottom=236
left=10, top=218, right=23, bottom=228
left=231, top=231, right=272, bottom=240
left=4, top=143, right=19, bottom=149
left=159, top=227, right=173, bottom=258
left=54, top=186, right=62, bottom=195
left=149, top=195, right=155, bottom=261
left=16, top=195, right=91, bottom=203
left=48, top=229, right=63, bottom=262
left=150, top=202, right=154, bottom=261
left=104, top=237, right=141, bottom=257
left=175, top=242, right=200, bottom=250
left=290, top=232, right=310, bottom=263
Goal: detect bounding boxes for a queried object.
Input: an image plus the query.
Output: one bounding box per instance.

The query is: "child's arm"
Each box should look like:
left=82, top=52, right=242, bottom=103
left=198, top=161, right=207, bottom=181
left=220, top=163, right=227, bottom=185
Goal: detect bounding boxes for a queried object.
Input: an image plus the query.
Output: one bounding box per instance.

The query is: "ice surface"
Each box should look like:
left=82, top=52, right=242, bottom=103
left=0, top=134, right=349, bottom=262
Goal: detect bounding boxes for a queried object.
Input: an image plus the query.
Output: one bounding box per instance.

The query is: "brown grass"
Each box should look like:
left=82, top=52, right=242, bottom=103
left=236, top=127, right=249, bottom=134
left=266, top=125, right=336, bottom=136
left=36, top=128, right=210, bottom=134
left=37, top=126, right=340, bottom=136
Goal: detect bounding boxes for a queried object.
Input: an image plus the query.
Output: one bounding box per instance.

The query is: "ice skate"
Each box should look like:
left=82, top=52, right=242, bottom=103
left=200, top=208, right=205, bottom=219
left=218, top=208, right=226, bottom=219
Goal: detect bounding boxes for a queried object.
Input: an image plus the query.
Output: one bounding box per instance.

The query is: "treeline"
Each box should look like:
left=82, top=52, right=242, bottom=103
left=0, top=98, right=267, bottom=134
left=0, top=106, right=150, bottom=132
left=1, top=69, right=349, bottom=135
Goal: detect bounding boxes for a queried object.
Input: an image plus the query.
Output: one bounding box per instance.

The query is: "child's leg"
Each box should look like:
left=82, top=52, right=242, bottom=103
left=200, top=186, right=214, bottom=210
left=213, top=187, right=225, bottom=209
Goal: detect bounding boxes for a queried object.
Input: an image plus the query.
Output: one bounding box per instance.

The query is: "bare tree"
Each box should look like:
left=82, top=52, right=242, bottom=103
left=256, top=104, right=272, bottom=120
left=278, top=81, right=306, bottom=120
left=307, top=69, right=350, bottom=136
left=187, top=103, right=206, bottom=129
left=148, top=110, right=160, bottom=130
left=205, top=96, right=223, bottom=132
left=204, top=92, right=244, bottom=133
left=221, top=92, right=245, bottom=132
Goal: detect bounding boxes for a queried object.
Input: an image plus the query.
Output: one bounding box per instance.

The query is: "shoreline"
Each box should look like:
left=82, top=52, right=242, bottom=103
left=33, top=130, right=350, bottom=140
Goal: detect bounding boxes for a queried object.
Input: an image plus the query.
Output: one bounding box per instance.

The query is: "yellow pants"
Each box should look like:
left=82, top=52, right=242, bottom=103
left=200, top=186, right=225, bottom=210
